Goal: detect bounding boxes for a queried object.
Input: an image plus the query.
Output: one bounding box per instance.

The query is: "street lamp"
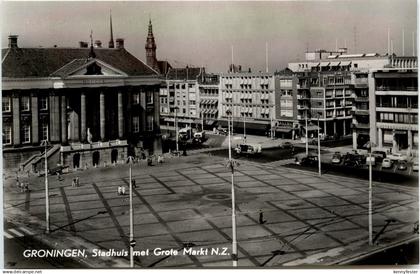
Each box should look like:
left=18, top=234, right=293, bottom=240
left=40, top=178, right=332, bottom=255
left=127, top=155, right=135, bottom=267
left=40, top=140, right=50, bottom=234
left=243, top=106, right=246, bottom=143
left=366, top=142, right=375, bottom=246
left=174, top=106, right=179, bottom=152
left=317, top=115, right=321, bottom=176
left=226, top=109, right=238, bottom=267
left=305, top=110, right=309, bottom=156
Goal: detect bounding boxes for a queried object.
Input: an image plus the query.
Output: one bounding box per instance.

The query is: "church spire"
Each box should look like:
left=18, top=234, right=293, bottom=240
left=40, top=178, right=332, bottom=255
left=89, top=30, right=96, bottom=59
left=145, top=18, right=159, bottom=72
left=108, top=10, right=115, bottom=48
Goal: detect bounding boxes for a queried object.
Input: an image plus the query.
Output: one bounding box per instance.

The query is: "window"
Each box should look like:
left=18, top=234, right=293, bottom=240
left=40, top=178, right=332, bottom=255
left=146, top=115, right=154, bottom=131
left=21, top=96, right=30, bottom=111
left=279, top=79, right=292, bottom=88
left=3, top=125, right=12, bottom=145
left=22, top=124, right=31, bottom=143
left=2, top=97, right=11, bottom=112
left=39, top=97, right=48, bottom=110
left=133, top=116, right=140, bottom=133
left=41, top=123, right=48, bottom=141
left=146, top=91, right=153, bottom=104
left=133, top=93, right=140, bottom=105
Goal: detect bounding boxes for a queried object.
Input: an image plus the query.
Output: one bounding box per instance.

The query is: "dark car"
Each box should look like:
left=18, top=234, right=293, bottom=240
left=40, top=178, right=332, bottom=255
left=281, top=142, right=294, bottom=149
left=372, top=150, right=387, bottom=163
left=397, top=160, right=408, bottom=171
left=48, top=165, right=68, bottom=175
left=343, top=153, right=364, bottom=167
left=300, top=155, right=318, bottom=166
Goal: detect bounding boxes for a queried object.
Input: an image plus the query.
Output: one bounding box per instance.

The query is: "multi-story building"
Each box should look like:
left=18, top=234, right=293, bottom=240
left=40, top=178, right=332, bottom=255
left=198, top=73, right=219, bottom=129
left=218, top=72, right=277, bottom=135
left=159, top=67, right=203, bottom=129
left=369, top=68, right=418, bottom=153
left=2, top=23, right=163, bottom=170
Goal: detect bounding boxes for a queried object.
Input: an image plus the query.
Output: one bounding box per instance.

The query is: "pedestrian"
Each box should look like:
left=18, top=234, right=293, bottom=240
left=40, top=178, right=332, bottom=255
left=147, top=157, right=153, bottom=166
left=72, top=178, right=76, bottom=187
left=132, top=179, right=137, bottom=188
left=158, top=155, right=163, bottom=164
left=75, top=177, right=80, bottom=187
left=118, top=186, right=122, bottom=195
left=121, top=186, right=126, bottom=195
left=24, top=183, right=29, bottom=192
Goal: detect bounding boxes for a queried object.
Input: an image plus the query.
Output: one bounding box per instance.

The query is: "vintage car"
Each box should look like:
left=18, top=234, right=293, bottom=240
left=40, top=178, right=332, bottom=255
left=234, top=144, right=262, bottom=155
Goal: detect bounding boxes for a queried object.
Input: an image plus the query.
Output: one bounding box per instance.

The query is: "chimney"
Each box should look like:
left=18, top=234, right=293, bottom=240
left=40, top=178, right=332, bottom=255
left=8, top=35, right=18, bottom=48
left=94, top=40, right=102, bottom=48
left=116, top=38, right=124, bottom=49
left=79, top=41, right=88, bottom=48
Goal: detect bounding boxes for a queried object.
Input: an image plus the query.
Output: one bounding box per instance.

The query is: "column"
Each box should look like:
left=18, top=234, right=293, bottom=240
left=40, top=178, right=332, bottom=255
left=154, top=89, right=160, bottom=133
left=343, top=120, right=346, bottom=136
left=352, top=132, right=357, bottom=150
left=324, top=120, right=327, bottom=135
left=140, top=91, right=146, bottom=132
left=392, top=130, right=398, bottom=152
left=60, top=95, right=67, bottom=144
left=31, top=96, right=39, bottom=144
left=100, top=92, right=105, bottom=141
left=118, top=91, right=124, bottom=139
left=12, top=96, right=20, bottom=145
left=80, top=93, right=86, bottom=142
left=378, top=128, right=383, bottom=148
left=49, top=94, right=60, bottom=142
left=408, top=130, right=413, bottom=148
left=333, top=121, right=337, bottom=135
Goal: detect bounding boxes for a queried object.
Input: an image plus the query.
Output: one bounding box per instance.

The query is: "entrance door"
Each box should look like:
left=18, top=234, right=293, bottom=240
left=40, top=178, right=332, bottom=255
left=111, top=149, right=118, bottom=164
left=73, top=153, right=80, bottom=169
left=92, top=151, right=100, bottom=166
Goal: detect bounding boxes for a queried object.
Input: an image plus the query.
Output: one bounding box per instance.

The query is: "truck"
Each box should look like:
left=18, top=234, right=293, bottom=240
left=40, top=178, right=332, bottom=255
left=234, top=144, right=262, bottom=156
left=193, top=131, right=206, bottom=143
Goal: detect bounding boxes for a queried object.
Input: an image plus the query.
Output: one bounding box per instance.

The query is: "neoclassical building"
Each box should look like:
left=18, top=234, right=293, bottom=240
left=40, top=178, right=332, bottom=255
left=2, top=31, right=163, bottom=170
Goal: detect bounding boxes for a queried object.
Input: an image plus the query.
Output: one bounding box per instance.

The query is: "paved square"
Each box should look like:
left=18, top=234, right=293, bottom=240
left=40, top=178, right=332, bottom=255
left=4, top=154, right=419, bottom=267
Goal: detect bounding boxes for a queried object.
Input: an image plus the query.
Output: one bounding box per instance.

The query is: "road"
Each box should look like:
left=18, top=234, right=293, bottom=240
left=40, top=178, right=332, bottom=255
left=3, top=221, right=84, bottom=269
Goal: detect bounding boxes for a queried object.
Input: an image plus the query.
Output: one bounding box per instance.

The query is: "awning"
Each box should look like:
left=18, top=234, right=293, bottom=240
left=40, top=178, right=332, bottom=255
left=340, top=61, right=351, bottom=66
left=330, top=61, right=341, bottom=66
left=205, top=120, right=216, bottom=126
left=304, top=125, right=321, bottom=131
left=275, top=127, right=293, bottom=133
left=320, top=62, right=330, bottom=67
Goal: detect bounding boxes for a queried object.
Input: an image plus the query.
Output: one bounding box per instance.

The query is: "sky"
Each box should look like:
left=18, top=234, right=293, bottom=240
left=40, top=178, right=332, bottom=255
left=1, top=0, right=417, bottom=73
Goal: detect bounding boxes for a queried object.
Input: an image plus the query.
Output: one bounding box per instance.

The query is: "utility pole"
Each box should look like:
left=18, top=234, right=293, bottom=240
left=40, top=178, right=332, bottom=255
left=226, top=109, right=238, bottom=267
left=305, top=111, right=308, bottom=156
left=243, top=107, right=246, bottom=143
left=368, top=142, right=374, bottom=246
left=317, top=116, right=321, bottom=176
left=41, top=140, right=50, bottom=234
left=174, top=106, right=179, bottom=152
left=127, top=156, right=135, bottom=267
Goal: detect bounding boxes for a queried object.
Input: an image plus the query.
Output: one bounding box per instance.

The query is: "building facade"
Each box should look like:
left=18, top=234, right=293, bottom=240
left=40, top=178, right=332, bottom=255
left=198, top=73, right=219, bottom=129
left=2, top=35, right=162, bottom=169
left=218, top=72, right=276, bottom=135
left=369, top=68, right=418, bottom=153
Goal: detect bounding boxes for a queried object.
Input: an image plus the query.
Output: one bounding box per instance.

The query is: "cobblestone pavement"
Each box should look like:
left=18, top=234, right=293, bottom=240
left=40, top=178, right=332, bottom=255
left=4, top=154, right=419, bottom=267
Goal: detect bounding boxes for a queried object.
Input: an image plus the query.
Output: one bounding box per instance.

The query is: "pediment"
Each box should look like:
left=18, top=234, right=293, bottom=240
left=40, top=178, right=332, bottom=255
left=51, top=58, right=128, bottom=78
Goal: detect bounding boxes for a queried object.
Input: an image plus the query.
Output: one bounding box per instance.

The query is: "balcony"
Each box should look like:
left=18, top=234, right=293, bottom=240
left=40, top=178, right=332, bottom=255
left=354, top=97, right=369, bottom=102
left=297, top=105, right=308, bottom=110
left=351, top=109, right=370, bottom=116
left=351, top=122, right=370, bottom=130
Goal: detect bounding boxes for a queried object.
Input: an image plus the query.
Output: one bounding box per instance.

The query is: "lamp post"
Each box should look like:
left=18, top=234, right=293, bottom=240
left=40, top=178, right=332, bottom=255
left=40, top=140, right=50, bottom=234
left=317, top=115, right=321, bottom=176
left=226, top=109, right=238, bottom=267
left=174, top=106, right=179, bottom=152
left=367, top=142, right=375, bottom=246
left=305, top=110, right=309, bottom=156
left=127, top=156, right=135, bottom=267
left=243, top=109, right=246, bottom=144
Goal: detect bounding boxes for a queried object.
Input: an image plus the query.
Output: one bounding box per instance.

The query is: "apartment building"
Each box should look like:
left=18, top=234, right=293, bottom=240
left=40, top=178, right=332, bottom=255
left=198, top=73, right=219, bottom=129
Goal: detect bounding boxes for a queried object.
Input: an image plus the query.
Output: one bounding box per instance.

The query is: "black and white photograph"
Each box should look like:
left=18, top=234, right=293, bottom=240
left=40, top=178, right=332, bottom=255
left=1, top=0, right=419, bottom=270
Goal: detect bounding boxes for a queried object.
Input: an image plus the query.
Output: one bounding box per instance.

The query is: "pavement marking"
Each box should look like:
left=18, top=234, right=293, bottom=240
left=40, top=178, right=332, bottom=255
left=59, top=187, right=76, bottom=233
left=9, top=228, right=24, bottom=237
left=4, top=231, right=14, bottom=239
left=121, top=178, right=203, bottom=267
left=18, top=226, right=34, bottom=235
left=149, top=175, right=176, bottom=194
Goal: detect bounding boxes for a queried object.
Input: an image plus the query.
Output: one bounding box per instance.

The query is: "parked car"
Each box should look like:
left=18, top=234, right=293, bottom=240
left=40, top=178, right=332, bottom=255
left=193, top=131, right=206, bottom=143
left=234, top=144, right=262, bottom=155
left=331, top=153, right=342, bottom=164
left=387, top=153, right=408, bottom=161
left=397, top=160, right=408, bottom=171
left=295, top=154, right=318, bottom=166
left=48, top=165, right=69, bottom=175
left=281, top=142, right=294, bottom=149
left=343, top=153, right=364, bottom=167
left=381, top=158, right=393, bottom=169
left=413, top=161, right=419, bottom=172
left=217, top=128, right=228, bottom=135
left=371, top=151, right=387, bottom=163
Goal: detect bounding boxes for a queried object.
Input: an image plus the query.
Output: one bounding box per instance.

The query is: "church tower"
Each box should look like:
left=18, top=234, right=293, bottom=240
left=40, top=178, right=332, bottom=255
left=108, top=11, right=115, bottom=48
left=145, top=18, right=159, bottom=72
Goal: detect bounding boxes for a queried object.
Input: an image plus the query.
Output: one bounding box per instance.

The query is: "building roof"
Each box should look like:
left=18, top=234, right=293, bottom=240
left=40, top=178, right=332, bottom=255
left=1, top=47, right=158, bottom=78
left=166, top=67, right=202, bottom=80
left=157, top=60, right=172, bottom=75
